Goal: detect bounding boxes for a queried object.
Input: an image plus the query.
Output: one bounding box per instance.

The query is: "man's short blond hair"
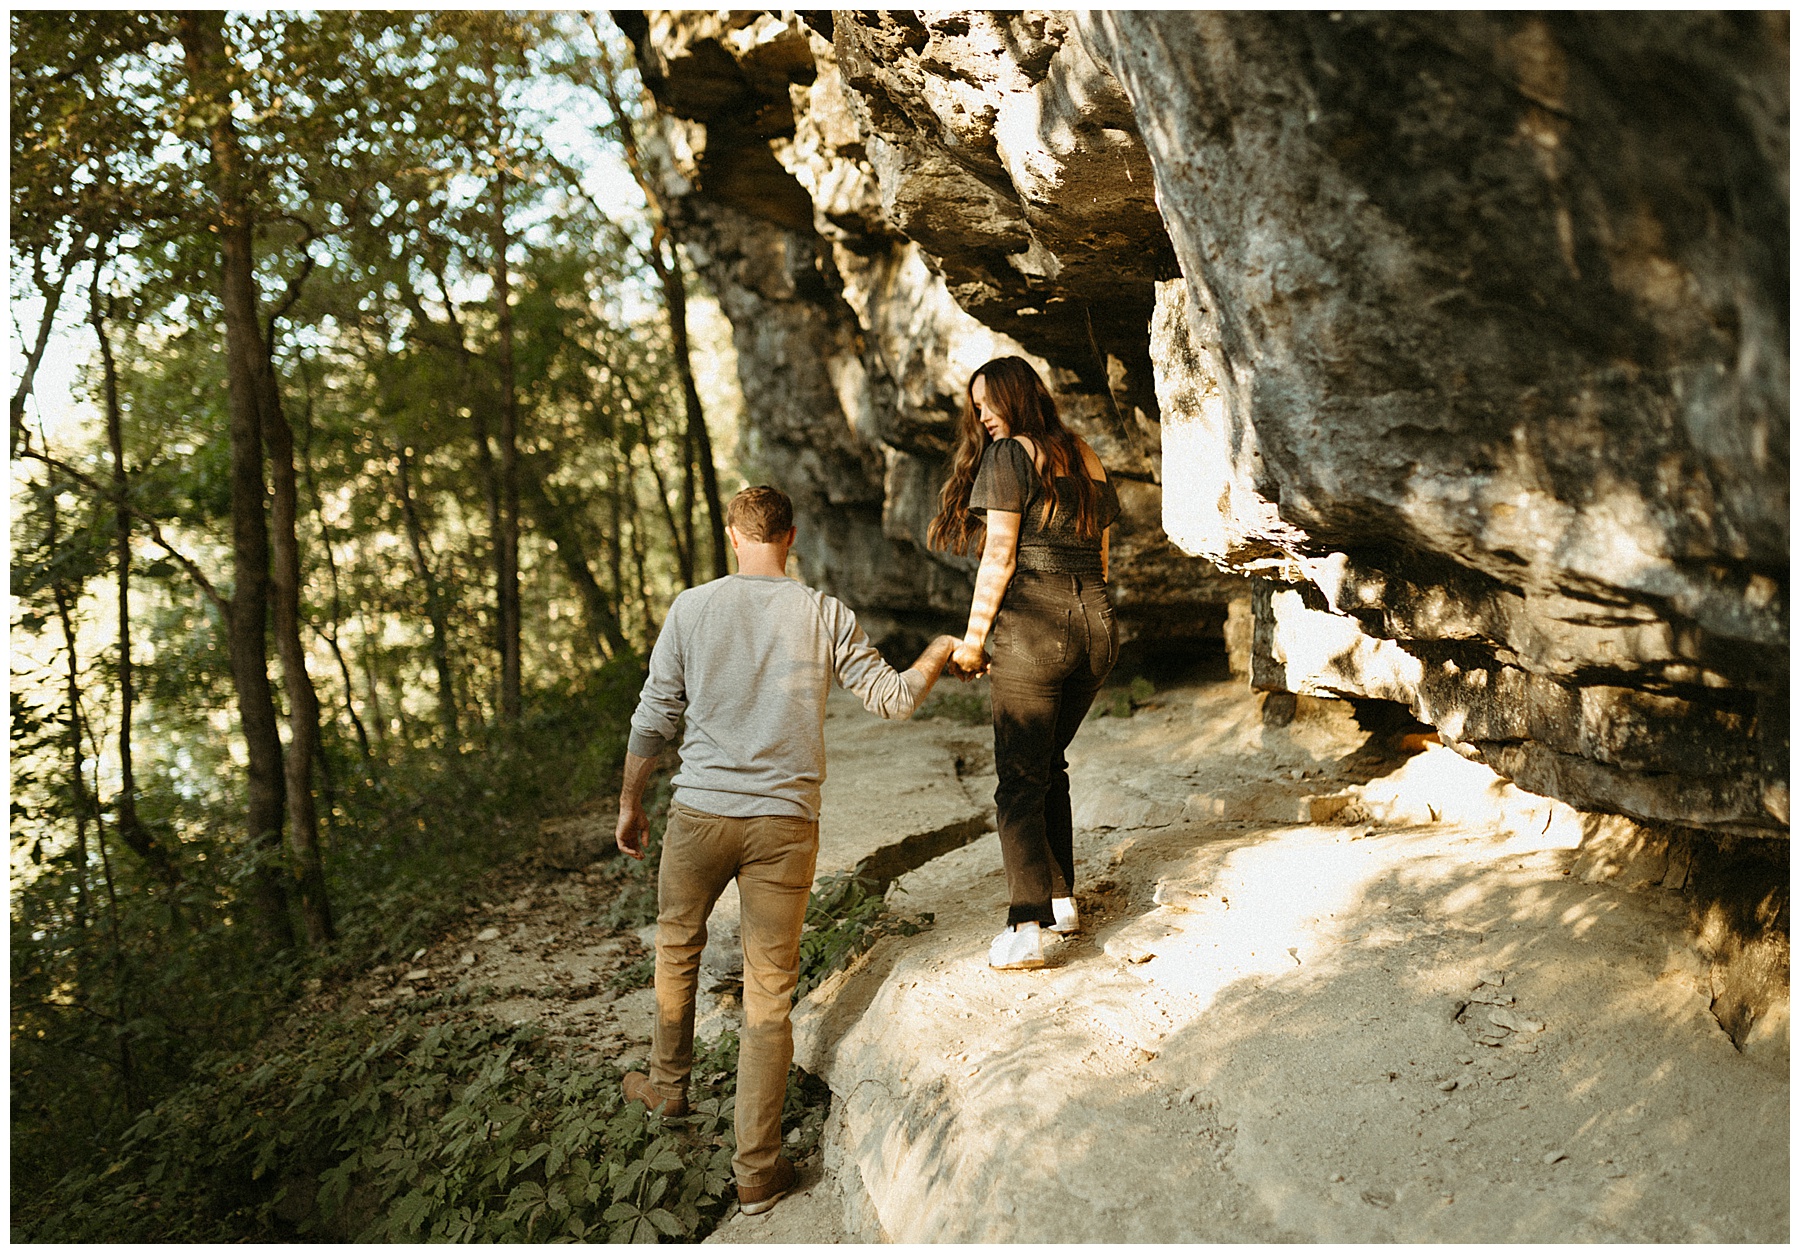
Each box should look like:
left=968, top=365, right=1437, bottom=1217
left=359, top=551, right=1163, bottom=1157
left=726, top=485, right=794, bottom=542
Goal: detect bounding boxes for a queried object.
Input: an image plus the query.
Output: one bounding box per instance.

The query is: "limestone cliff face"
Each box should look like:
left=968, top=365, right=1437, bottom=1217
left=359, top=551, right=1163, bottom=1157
left=1085, top=12, right=1787, bottom=841
left=626, top=11, right=1787, bottom=842
left=620, top=10, right=1241, bottom=650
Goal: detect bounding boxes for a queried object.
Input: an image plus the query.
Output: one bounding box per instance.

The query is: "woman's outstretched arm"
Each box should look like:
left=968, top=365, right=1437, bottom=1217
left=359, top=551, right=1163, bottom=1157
left=954, top=509, right=1021, bottom=674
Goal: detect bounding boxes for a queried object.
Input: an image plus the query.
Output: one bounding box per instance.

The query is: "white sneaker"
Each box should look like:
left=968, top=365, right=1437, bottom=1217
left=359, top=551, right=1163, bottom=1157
left=1049, top=896, right=1080, bottom=935
left=988, top=923, right=1047, bottom=970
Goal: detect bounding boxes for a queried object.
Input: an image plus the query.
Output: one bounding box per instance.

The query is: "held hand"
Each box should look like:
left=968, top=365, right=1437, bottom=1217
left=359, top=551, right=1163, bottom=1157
left=615, top=803, right=650, bottom=860
left=951, top=639, right=989, bottom=680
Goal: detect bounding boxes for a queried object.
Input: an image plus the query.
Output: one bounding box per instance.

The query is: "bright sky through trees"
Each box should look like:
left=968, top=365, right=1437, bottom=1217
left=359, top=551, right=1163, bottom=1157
left=11, top=15, right=747, bottom=1193
left=11, top=14, right=656, bottom=449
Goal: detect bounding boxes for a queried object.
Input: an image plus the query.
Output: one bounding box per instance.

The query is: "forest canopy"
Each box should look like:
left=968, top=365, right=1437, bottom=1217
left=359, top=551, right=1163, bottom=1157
left=10, top=10, right=742, bottom=1214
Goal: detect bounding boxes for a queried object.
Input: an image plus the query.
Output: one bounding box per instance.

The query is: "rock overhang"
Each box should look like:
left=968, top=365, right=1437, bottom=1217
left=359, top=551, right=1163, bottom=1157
left=625, top=9, right=1787, bottom=843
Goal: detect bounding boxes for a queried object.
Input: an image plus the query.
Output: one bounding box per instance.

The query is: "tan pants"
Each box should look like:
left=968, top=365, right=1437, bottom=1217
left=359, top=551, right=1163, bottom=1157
left=646, top=801, right=817, bottom=1189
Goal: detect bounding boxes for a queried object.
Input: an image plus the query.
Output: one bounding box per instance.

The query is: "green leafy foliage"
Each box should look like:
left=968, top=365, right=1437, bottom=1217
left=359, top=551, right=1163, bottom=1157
left=1092, top=675, right=1157, bottom=720
left=916, top=684, right=992, bottom=725
left=18, top=1011, right=767, bottom=1242
left=796, top=874, right=934, bottom=1000
left=609, top=953, right=658, bottom=994
left=10, top=661, right=645, bottom=1199
left=10, top=9, right=746, bottom=1237
left=13, top=694, right=858, bottom=1243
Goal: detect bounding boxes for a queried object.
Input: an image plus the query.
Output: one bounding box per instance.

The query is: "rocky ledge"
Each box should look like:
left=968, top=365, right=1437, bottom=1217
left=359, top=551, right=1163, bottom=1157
left=622, top=10, right=1787, bottom=845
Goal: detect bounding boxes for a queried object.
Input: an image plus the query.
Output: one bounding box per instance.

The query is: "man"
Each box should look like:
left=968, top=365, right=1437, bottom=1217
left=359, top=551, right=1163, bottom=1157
left=616, top=484, right=959, bottom=1215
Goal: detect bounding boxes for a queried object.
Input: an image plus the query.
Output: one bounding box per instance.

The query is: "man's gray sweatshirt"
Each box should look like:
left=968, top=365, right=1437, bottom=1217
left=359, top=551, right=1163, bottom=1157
left=626, top=574, right=925, bottom=821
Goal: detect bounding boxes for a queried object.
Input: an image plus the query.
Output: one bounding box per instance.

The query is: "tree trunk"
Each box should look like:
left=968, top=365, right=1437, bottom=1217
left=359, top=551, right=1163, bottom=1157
left=290, top=365, right=344, bottom=832
left=12, top=242, right=87, bottom=459
left=322, top=590, right=372, bottom=759
left=181, top=13, right=332, bottom=945
left=45, top=481, right=92, bottom=939
left=90, top=259, right=177, bottom=888
left=395, top=446, right=459, bottom=736
left=88, top=771, right=137, bottom=1111
left=464, top=417, right=502, bottom=724
left=606, top=443, right=626, bottom=642
left=590, top=54, right=725, bottom=580
left=644, top=413, right=689, bottom=586
left=296, top=370, right=373, bottom=762
left=680, top=400, right=697, bottom=586
left=627, top=444, right=660, bottom=640
left=178, top=12, right=293, bottom=952
left=48, top=470, right=139, bottom=1108
left=613, top=366, right=689, bottom=580
left=358, top=598, right=389, bottom=750
left=519, top=452, right=629, bottom=661
left=490, top=171, right=523, bottom=722
left=258, top=356, right=336, bottom=944
left=660, top=242, right=728, bottom=580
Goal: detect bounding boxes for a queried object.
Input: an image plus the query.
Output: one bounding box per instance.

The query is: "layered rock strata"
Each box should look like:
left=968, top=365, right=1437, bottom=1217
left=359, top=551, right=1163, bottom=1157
left=625, top=11, right=1787, bottom=843
left=1084, top=11, right=1787, bottom=841
left=619, top=10, right=1241, bottom=650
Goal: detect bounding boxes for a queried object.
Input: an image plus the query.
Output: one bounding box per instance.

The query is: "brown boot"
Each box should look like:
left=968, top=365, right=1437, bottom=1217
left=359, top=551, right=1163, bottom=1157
left=737, top=1156, right=797, bottom=1215
left=622, top=1071, right=688, bottom=1118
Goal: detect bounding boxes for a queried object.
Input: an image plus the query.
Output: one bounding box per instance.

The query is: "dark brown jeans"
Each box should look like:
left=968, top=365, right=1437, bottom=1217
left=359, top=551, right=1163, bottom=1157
left=647, top=801, right=817, bottom=1189
left=988, top=572, right=1118, bottom=927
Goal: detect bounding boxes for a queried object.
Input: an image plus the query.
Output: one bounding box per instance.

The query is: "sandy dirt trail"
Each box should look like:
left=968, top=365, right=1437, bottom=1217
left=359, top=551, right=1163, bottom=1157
left=330, top=670, right=1786, bottom=1242
left=709, top=673, right=1787, bottom=1243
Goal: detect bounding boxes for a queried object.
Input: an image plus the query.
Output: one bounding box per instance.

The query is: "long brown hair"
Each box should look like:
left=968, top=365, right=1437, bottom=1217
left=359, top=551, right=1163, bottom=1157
left=927, top=356, right=1102, bottom=555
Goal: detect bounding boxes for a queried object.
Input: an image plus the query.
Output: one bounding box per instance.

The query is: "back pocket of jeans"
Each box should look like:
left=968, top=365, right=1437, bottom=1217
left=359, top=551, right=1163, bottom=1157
left=1092, top=598, right=1120, bottom=679
left=992, top=604, right=1070, bottom=668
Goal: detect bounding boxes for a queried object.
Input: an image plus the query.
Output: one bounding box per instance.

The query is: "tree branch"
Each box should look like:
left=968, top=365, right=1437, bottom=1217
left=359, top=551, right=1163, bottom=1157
left=15, top=448, right=232, bottom=622
left=12, top=241, right=92, bottom=458
left=263, top=214, right=322, bottom=343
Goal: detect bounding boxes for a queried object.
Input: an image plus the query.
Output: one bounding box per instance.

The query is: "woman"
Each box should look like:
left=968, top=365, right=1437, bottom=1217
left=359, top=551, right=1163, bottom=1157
left=929, top=357, right=1120, bottom=970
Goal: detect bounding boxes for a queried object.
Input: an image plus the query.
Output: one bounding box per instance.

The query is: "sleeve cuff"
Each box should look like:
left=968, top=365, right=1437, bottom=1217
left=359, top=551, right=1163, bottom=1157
left=628, top=729, right=670, bottom=759
left=898, top=668, right=927, bottom=718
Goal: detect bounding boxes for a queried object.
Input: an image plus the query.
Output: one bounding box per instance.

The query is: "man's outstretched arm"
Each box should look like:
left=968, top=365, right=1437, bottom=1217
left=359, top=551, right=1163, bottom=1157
left=615, top=750, right=659, bottom=859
